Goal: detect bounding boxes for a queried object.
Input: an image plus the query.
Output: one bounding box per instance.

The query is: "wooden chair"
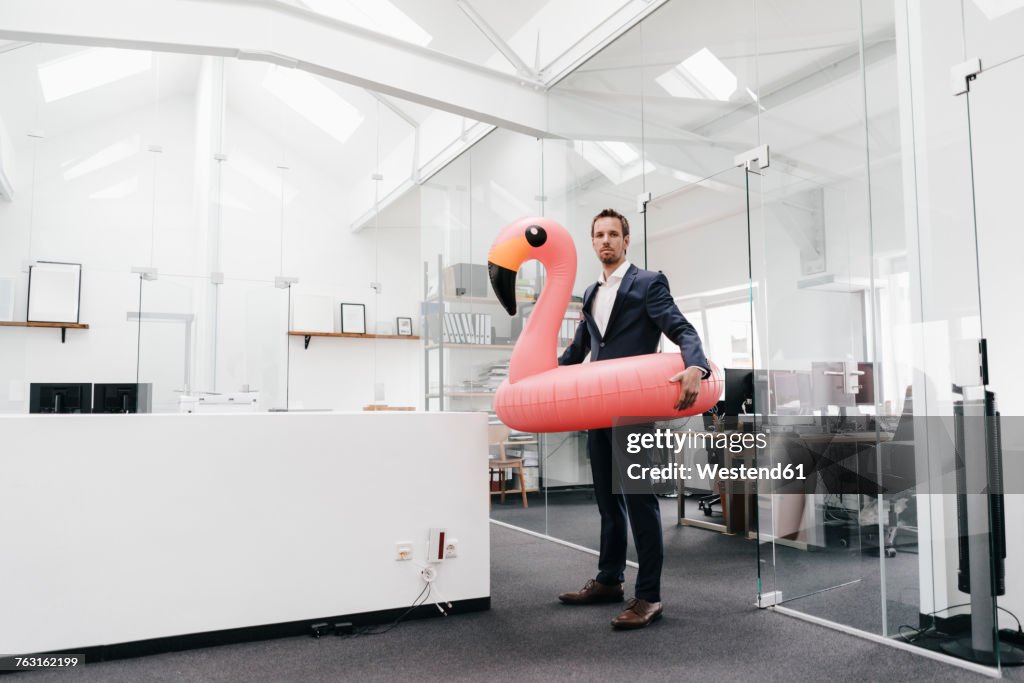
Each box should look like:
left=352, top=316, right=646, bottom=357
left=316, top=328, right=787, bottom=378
left=488, top=424, right=529, bottom=508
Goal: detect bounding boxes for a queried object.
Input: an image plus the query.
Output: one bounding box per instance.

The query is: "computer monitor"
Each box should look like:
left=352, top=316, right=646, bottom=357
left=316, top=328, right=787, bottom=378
left=722, top=368, right=754, bottom=416
left=93, top=383, right=152, bottom=413
left=29, top=383, right=92, bottom=414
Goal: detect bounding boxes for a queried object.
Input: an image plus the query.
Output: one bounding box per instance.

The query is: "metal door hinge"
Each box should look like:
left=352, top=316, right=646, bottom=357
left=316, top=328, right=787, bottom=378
left=951, top=58, right=981, bottom=96
left=735, top=144, right=769, bottom=171
left=636, top=191, right=652, bottom=214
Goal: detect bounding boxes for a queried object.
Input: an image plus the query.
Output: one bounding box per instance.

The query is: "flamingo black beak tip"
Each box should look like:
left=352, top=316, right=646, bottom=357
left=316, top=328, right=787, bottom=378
left=488, top=261, right=517, bottom=316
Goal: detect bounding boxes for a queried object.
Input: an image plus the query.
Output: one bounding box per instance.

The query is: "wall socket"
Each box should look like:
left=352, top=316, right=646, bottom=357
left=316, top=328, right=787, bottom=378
left=395, top=542, right=413, bottom=561
left=443, top=538, right=458, bottom=559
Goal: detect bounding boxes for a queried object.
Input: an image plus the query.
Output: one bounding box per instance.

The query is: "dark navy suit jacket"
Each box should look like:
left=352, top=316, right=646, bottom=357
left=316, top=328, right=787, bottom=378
left=558, top=264, right=709, bottom=373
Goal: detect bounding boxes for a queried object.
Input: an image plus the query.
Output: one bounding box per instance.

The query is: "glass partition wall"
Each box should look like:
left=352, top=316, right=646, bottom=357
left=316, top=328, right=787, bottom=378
left=0, top=44, right=426, bottom=416
left=427, top=0, right=1018, bottom=674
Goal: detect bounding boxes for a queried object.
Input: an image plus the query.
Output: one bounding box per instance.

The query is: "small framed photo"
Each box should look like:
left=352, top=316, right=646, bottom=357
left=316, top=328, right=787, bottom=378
left=396, top=317, right=413, bottom=336
left=341, top=303, right=366, bottom=334
left=28, top=261, right=82, bottom=324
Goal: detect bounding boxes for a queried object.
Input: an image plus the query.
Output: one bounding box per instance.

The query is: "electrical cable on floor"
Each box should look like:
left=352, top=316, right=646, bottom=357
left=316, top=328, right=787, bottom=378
left=897, top=602, right=1024, bottom=645
left=347, top=583, right=432, bottom=638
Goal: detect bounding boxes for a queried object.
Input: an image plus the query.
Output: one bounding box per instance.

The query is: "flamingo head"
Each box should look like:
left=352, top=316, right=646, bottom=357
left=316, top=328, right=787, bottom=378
left=487, top=217, right=574, bottom=316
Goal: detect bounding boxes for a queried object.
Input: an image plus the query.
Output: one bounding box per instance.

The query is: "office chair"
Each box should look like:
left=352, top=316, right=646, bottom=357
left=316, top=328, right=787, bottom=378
left=698, top=410, right=724, bottom=517
left=860, top=389, right=918, bottom=556
left=488, top=424, right=529, bottom=508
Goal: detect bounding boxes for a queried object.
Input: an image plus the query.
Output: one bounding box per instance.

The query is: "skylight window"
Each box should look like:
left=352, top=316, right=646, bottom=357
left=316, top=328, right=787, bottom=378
left=301, top=0, right=432, bottom=47
left=656, top=48, right=737, bottom=101
left=262, top=66, right=365, bottom=145
left=599, top=141, right=639, bottom=165
left=38, top=48, right=152, bottom=103
left=573, top=141, right=652, bottom=185
left=63, top=135, right=141, bottom=180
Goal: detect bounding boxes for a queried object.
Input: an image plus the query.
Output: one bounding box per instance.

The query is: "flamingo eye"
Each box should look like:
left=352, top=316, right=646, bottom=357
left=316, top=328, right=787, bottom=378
left=526, top=225, right=547, bottom=247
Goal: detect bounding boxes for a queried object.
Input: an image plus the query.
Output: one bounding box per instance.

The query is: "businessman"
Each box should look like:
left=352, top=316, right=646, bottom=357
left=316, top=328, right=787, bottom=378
left=557, top=208, right=710, bottom=629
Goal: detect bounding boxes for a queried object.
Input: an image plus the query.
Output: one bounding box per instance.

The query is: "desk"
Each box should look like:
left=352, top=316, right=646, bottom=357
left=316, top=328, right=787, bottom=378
left=677, top=432, right=757, bottom=537
left=775, top=429, right=896, bottom=550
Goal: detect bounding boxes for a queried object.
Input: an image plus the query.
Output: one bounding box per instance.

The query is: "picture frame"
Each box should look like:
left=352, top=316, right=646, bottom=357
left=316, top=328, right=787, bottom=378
left=27, top=261, right=82, bottom=324
left=396, top=316, right=413, bottom=336
left=340, top=303, right=366, bottom=334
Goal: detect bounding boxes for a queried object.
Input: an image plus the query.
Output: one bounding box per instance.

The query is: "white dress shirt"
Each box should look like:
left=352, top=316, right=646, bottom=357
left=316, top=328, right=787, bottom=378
left=593, top=260, right=631, bottom=337
left=592, top=259, right=711, bottom=378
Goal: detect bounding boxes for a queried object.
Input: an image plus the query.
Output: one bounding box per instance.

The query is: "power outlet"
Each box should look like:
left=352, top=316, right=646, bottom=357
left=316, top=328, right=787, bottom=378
left=443, top=538, right=459, bottom=559
left=395, top=542, right=413, bottom=561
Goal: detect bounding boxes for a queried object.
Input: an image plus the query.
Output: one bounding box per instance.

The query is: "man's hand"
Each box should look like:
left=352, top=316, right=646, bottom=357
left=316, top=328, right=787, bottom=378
left=669, top=366, right=705, bottom=411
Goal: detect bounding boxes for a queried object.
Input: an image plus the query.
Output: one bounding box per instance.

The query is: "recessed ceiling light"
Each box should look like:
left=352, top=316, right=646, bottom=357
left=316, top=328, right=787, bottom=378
left=263, top=66, right=365, bottom=145
left=656, top=48, right=737, bottom=101
left=38, top=48, right=152, bottom=103
left=301, top=0, right=432, bottom=46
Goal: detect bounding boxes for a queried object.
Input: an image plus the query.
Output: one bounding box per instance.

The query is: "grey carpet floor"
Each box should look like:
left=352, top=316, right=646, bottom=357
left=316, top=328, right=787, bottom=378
left=18, top=518, right=996, bottom=682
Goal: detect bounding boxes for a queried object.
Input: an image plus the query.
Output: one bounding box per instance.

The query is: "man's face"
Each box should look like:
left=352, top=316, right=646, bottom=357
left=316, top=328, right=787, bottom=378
left=592, top=216, right=629, bottom=266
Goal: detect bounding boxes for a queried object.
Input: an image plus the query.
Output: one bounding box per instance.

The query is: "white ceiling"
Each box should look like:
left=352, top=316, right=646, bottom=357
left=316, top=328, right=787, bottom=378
left=0, top=0, right=905, bottom=243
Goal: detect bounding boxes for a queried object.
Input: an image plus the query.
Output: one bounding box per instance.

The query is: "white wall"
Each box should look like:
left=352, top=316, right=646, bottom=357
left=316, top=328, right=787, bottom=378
left=0, top=411, right=489, bottom=653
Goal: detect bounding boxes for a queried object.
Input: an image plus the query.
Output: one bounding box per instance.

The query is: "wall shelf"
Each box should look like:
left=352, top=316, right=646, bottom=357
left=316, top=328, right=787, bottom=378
left=0, top=320, right=90, bottom=343
left=289, top=330, right=420, bottom=350
left=425, top=343, right=516, bottom=351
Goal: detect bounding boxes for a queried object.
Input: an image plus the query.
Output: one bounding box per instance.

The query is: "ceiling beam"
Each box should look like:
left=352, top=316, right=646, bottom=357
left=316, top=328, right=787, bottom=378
left=0, top=0, right=552, bottom=137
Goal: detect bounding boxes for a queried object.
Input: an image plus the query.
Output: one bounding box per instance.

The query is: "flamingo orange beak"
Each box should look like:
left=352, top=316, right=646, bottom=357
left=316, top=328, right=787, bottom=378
left=487, top=233, right=531, bottom=316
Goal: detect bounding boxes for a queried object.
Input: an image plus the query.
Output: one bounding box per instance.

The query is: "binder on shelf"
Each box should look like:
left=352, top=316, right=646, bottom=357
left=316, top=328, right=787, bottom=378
left=456, top=313, right=468, bottom=343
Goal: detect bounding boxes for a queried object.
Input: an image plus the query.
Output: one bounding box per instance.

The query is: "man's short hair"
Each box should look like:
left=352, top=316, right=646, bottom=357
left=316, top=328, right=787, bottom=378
left=591, top=208, right=630, bottom=237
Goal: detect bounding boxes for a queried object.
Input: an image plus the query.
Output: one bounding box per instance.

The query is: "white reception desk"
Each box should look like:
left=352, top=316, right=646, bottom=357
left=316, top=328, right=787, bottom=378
left=0, top=412, right=489, bottom=656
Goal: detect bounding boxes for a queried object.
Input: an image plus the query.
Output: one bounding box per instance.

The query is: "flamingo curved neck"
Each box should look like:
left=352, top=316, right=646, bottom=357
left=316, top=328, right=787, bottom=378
left=509, top=253, right=576, bottom=384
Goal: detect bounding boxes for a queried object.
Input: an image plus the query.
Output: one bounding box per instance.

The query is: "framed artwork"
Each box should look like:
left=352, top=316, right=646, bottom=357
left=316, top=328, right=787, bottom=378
left=27, top=261, right=82, bottom=324
left=396, top=317, right=413, bottom=336
left=341, top=303, right=366, bottom=334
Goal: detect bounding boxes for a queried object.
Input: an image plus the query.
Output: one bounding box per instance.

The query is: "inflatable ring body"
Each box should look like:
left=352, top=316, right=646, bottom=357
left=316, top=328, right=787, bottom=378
left=487, top=217, right=722, bottom=433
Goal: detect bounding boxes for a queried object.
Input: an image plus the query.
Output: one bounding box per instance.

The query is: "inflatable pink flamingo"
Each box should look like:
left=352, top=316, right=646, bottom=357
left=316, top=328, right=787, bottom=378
left=487, top=217, right=723, bottom=433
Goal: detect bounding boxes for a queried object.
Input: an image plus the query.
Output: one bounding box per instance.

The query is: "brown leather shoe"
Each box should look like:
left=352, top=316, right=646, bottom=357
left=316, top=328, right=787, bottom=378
left=611, top=598, right=663, bottom=629
left=558, top=579, right=624, bottom=605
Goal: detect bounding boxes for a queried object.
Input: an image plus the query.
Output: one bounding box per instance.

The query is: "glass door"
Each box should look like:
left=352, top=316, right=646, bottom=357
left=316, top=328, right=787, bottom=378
left=748, top=161, right=887, bottom=627
left=953, top=8, right=1024, bottom=667
left=645, top=163, right=755, bottom=573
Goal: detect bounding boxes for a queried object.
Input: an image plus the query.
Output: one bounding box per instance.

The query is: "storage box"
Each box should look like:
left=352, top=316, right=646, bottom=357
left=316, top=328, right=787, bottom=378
left=443, top=263, right=490, bottom=298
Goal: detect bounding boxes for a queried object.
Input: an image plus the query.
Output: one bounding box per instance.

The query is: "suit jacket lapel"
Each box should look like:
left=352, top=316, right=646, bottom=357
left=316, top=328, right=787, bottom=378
left=603, top=264, right=637, bottom=340
left=582, top=283, right=602, bottom=343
